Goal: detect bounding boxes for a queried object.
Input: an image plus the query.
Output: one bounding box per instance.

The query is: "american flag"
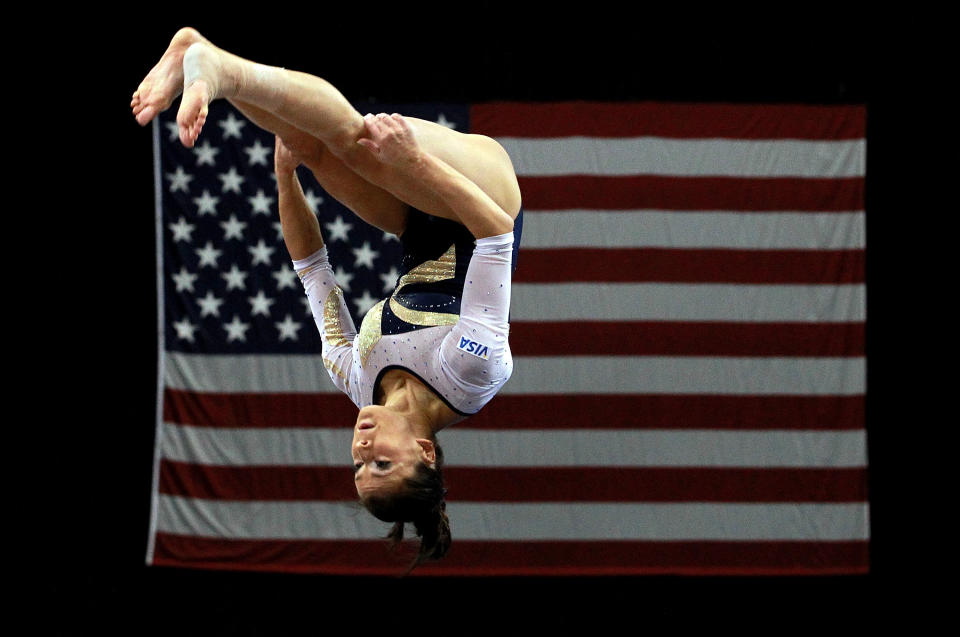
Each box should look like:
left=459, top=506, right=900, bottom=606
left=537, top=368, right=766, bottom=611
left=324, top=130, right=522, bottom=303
left=149, top=100, right=868, bottom=575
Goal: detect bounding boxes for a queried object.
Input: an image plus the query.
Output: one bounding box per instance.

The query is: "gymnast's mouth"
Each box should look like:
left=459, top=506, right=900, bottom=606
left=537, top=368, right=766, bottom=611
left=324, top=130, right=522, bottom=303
left=357, top=422, right=375, bottom=430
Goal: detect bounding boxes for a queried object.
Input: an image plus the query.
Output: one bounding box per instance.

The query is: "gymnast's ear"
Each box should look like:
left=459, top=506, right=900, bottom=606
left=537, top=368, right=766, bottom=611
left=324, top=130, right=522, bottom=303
left=415, top=439, right=436, bottom=466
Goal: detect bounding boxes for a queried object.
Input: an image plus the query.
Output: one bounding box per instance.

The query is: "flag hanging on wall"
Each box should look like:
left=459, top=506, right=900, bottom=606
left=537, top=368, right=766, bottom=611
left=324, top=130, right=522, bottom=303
left=148, top=100, right=868, bottom=575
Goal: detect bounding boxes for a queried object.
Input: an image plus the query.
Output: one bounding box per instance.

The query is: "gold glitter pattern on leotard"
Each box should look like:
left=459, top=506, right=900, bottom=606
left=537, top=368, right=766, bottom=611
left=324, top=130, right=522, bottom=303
left=395, top=245, right=457, bottom=289
left=389, top=244, right=460, bottom=327
left=357, top=299, right=386, bottom=366
left=323, top=287, right=350, bottom=349
left=388, top=297, right=460, bottom=327
left=354, top=243, right=461, bottom=365
left=323, top=357, right=350, bottom=388
left=321, top=287, right=351, bottom=387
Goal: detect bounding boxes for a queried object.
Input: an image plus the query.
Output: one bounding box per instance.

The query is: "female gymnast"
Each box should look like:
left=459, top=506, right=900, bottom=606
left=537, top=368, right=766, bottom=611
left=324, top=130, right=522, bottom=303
left=132, top=28, right=522, bottom=571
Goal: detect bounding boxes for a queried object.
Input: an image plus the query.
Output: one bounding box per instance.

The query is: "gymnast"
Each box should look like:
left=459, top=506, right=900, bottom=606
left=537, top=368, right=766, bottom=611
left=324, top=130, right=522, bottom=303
left=132, top=28, right=522, bottom=571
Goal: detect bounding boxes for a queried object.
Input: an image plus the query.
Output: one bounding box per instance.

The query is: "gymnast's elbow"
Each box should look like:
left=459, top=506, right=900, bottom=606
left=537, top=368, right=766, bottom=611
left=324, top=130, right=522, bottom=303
left=485, top=207, right=516, bottom=237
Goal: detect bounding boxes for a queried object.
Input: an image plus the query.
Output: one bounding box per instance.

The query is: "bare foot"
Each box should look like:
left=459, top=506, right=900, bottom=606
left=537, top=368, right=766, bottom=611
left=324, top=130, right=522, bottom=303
left=177, top=42, right=234, bottom=148
left=177, top=78, right=212, bottom=148
left=130, top=27, right=208, bottom=126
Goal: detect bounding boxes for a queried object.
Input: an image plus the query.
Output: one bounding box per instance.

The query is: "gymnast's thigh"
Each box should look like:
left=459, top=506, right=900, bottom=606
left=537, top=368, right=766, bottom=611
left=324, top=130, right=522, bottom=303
left=304, top=142, right=411, bottom=236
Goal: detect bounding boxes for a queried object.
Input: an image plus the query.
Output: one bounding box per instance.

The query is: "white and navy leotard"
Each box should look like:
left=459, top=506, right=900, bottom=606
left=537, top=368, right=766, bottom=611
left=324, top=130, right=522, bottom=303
left=294, top=208, right=523, bottom=417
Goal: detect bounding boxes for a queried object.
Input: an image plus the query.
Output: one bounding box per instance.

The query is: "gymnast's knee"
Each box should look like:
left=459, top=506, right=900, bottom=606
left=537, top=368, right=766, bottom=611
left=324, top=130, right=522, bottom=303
left=279, top=132, right=325, bottom=166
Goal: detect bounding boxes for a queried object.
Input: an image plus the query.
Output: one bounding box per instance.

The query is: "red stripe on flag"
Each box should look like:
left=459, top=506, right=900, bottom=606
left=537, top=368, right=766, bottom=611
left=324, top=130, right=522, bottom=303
left=152, top=534, right=869, bottom=575
left=448, top=467, right=867, bottom=503
left=164, top=390, right=865, bottom=430
left=163, top=389, right=357, bottom=429
left=158, top=461, right=867, bottom=503
left=158, top=460, right=354, bottom=501
left=470, top=395, right=865, bottom=430
left=518, top=176, right=864, bottom=212
left=514, top=248, right=865, bottom=283
left=471, top=102, right=866, bottom=139
left=510, top=321, right=865, bottom=357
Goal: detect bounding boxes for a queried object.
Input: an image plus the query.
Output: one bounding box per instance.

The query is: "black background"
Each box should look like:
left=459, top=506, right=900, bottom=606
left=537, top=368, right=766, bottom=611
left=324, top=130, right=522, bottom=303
left=41, top=8, right=911, bottom=633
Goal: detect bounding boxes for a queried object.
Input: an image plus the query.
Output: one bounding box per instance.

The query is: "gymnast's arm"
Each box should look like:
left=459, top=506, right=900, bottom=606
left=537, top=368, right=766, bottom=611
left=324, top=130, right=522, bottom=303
left=358, top=114, right=515, bottom=399
left=357, top=113, right=515, bottom=240
left=275, top=136, right=326, bottom=259
left=276, top=137, right=359, bottom=399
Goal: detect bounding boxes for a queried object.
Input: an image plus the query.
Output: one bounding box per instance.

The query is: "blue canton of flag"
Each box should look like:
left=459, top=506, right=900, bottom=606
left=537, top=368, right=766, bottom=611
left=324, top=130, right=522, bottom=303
left=159, top=101, right=470, bottom=355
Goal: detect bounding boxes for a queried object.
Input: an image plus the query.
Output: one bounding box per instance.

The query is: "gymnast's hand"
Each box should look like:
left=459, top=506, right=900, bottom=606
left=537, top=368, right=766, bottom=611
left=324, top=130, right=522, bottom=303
left=274, top=136, right=305, bottom=176
left=357, top=113, right=423, bottom=167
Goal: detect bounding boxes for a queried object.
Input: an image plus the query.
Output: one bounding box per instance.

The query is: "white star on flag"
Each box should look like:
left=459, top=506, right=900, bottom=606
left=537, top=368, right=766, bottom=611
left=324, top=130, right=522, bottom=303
left=353, top=290, right=380, bottom=315
left=325, top=216, right=352, bottom=243
left=222, top=265, right=248, bottom=291
left=334, top=266, right=353, bottom=292
left=304, top=190, right=324, bottom=211
left=380, top=266, right=399, bottom=293
left=221, top=215, right=247, bottom=241
left=169, top=217, right=196, bottom=242
left=248, top=291, right=275, bottom=316
left=195, top=242, right=223, bottom=268
left=219, top=112, right=246, bottom=138
left=194, top=190, right=220, bottom=215
left=248, top=190, right=275, bottom=215
left=197, top=291, right=225, bottom=317
left=218, top=167, right=245, bottom=194
left=248, top=240, right=276, bottom=266
left=172, top=267, right=198, bottom=293
left=352, top=241, right=378, bottom=269
left=275, top=314, right=302, bottom=341
left=436, top=113, right=457, bottom=129
left=172, top=318, right=198, bottom=342
left=223, top=315, right=250, bottom=342
left=273, top=265, right=299, bottom=290
left=194, top=141, right=220, bottom=166
left=164, top=121, right=179, bottom=141
left=167, top=167, right=193, bottom=193
left=244, top=139, right=272, bottom=166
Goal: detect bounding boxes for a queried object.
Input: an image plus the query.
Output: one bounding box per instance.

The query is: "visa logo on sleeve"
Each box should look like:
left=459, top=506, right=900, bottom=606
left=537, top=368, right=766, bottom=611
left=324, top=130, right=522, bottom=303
left=457, top=336, right=490, bottom=360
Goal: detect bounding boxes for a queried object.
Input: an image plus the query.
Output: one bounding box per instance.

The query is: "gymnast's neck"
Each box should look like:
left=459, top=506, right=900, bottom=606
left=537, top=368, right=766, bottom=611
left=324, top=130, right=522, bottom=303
left=377, top=369, right=460, bottom=435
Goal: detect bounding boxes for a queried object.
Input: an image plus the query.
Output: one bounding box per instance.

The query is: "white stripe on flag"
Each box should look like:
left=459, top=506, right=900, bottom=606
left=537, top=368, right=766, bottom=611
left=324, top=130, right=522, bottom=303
left=163, top=353, right=865, bottom=395
left=503, top=356, right=865, bottom=395
left=155, top=496, right=870, bottom=541
left=164, top=352, right=336, bottom=393
left=512, top=283, right=866, bottom=322
left=520, top=211, right=866, bottom=249
left=499, top=137, right=866, bottom=177
left=160, top=423, right=868, bottom=468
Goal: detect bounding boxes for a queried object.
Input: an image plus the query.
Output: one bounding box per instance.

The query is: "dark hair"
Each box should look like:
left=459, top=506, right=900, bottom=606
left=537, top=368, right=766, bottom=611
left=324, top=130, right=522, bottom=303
left=361, top=442, right=450, bottom=574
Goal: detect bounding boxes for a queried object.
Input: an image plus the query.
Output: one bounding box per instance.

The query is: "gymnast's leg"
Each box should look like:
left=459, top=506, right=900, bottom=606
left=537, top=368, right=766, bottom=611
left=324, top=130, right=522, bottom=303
left=232, top=100, right=412, bottom=236
left=131, top=29, right=407, bottom=234
left=131, top=28, right=521, bottom=224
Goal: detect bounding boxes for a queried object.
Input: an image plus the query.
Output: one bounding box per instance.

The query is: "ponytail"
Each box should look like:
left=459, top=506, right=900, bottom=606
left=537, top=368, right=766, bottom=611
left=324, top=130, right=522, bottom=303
left=362, top=442, right=450, bottom=574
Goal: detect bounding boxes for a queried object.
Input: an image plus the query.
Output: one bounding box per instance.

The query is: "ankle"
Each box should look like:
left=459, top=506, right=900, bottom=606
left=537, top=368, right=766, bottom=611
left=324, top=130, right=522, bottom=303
left=240, top=62, right=286, bottom=110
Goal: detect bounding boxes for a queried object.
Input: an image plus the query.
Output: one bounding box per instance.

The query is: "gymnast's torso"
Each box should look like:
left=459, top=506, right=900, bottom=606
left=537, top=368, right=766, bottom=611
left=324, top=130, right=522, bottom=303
left=294, top=207, right=523, bottom=416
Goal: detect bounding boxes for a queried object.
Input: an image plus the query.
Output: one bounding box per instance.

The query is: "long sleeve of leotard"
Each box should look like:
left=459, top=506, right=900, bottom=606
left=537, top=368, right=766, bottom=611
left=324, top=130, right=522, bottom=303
left=439, top=231, right=514, bottom=401
left=293, top=247, right=358, bottom=400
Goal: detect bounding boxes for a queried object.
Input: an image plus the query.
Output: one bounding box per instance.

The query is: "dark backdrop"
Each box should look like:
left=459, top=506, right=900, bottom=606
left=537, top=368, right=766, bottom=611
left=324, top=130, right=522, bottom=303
left=44, top=10, right=904, bottom=633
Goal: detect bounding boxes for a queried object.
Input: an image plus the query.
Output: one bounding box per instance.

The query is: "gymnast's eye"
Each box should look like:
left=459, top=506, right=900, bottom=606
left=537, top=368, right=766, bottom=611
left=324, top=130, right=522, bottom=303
left=375, top=461, right=391, bottom=470
left=353, top=462, right=362, bottom=472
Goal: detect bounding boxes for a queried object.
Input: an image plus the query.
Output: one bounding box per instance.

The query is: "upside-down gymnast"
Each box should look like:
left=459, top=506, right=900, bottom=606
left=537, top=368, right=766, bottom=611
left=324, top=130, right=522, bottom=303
left=132, top=28, right=522, bottom=570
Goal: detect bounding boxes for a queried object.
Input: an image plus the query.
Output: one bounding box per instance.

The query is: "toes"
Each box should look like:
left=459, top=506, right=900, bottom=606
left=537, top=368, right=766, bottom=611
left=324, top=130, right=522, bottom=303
left=135, top=108, right=154, bottom=127
left=178, top=127, right=193, bottom=147
left=178, top=114, right=205, bottom=147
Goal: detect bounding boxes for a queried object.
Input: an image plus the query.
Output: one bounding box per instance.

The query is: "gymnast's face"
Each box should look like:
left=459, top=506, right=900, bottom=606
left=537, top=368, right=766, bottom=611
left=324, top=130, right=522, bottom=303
left=352, top=405, right=436, bottom=497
